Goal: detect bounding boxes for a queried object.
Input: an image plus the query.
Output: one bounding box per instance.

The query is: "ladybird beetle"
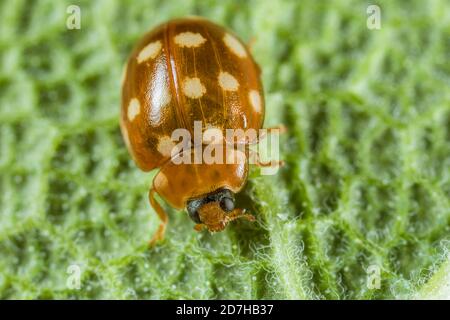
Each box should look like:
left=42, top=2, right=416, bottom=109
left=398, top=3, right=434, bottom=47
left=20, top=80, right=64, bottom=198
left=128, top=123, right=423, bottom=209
left=120, top=17, right=283, bottom=244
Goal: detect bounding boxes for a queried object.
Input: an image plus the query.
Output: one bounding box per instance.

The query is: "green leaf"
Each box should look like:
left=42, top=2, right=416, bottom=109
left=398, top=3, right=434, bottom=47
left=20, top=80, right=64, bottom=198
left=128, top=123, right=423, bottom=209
left=0, top=0, right=449, bottom=299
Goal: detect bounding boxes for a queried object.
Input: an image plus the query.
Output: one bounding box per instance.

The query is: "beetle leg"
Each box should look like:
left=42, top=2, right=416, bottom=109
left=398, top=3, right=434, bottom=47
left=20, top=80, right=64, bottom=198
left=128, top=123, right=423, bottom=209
left=228, top=208, right=256, bottom=222
left=268, top=124, right=287, bottom=134
left=251, top=124, right=287, bottom=145
left=260, top=124, right=287, bottom=140
left=148, top=188, right=169, bottom=246
left=249, top=149, right=285, bottom=168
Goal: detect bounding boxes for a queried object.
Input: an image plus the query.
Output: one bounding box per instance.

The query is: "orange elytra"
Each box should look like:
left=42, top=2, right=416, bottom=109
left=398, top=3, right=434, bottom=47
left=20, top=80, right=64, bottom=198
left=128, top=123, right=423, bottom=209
left=120, top=17, right=282, bottom=244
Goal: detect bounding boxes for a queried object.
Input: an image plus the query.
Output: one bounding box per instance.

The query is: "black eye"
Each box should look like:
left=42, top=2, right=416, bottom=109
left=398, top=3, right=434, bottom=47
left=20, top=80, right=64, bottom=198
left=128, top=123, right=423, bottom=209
left=220, top=197, right=234, bottom=212
left=188, top=208, right=201, bottom=224
left=187, top=199, right=203, bottom=223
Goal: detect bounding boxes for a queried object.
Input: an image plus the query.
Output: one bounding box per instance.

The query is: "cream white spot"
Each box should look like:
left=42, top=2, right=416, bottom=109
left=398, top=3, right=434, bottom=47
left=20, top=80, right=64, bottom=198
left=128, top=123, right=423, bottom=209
left=127, top=98, right=141, bottom=121
left=249, top=90, right=262, bottom=113
left=157, top=135, right=176, bottom=158
left=223, top=33, right=247, bottom=58
left=174, top=32, right=206, bottom=48
left=218, top=71, right=239, bottom=91
left=137, top=40, right=162, bottom=63
left=156, top=172, right=169, bottom=188
left=182, top=77, right=206, bottom=99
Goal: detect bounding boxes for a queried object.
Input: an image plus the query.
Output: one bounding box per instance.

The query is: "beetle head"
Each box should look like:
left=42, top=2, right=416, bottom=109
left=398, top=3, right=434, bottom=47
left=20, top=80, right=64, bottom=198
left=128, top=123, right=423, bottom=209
left=187, top=188, right=255, bottom=232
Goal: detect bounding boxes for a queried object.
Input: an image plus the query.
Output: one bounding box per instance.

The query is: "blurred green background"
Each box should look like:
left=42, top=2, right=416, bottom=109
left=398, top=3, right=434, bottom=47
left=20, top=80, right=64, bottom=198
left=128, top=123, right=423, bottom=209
left=0, top=0, right=449, bottom=299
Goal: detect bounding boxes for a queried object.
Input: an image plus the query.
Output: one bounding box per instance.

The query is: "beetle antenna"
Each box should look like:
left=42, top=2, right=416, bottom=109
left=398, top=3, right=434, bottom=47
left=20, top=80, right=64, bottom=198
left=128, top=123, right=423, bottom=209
left=228, top=208, right=255, bottom=222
